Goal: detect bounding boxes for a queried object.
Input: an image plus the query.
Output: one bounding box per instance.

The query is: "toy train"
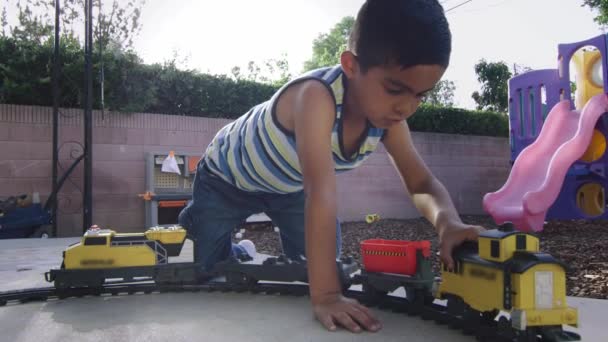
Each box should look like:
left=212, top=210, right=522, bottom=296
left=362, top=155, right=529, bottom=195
left=46, top=225, right=200, bottom=288
left=436, top=229, right=578, bottom=341
left=44, top=224, right=580, bottom=341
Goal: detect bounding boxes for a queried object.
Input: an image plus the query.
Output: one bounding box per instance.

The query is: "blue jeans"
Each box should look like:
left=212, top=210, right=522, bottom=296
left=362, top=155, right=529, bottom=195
left=178, top=161, right=342, bottom=271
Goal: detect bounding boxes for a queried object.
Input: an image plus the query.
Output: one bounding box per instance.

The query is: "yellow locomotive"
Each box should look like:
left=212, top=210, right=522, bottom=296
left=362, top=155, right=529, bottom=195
left=46, top=225, right=191, bottom=288
left=62, top=225, right=187, bottom=269
left=436, top=228, right=578, bottom=339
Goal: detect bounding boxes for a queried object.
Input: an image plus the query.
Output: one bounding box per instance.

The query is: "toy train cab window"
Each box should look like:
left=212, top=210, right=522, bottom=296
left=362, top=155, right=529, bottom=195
left=490, top=240, right=500, bottom=258
left=83, top=236, right=107, bottom=246
left=516, top=234, right=526, bottom=250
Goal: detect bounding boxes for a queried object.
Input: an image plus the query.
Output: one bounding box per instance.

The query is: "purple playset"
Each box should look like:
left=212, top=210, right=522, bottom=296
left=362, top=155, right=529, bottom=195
left=485, top=34, right=608, bottom=230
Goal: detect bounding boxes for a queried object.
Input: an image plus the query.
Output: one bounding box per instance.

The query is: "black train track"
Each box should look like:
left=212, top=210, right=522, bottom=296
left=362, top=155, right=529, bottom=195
left=0, top=277, right=579, bottom=342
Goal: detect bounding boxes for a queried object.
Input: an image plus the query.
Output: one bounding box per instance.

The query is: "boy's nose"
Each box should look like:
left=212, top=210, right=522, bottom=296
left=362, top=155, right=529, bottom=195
left=403, top=100, right=423, bottom=117
left=394, top=107, right=412, bottom=120
left=394, top=101, right=416, bottom=118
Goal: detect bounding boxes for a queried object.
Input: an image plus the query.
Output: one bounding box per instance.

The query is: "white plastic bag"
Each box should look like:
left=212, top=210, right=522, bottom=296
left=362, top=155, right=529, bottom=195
left=161, top=151, right=181, bottom=175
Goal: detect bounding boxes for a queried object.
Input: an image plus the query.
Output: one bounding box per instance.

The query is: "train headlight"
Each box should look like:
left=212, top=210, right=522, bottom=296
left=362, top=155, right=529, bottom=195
left=535, top=271, right=554, bottom=309
left=566, top=311, right=576, bottom=322
left=511, top=309, right=527, bottom=330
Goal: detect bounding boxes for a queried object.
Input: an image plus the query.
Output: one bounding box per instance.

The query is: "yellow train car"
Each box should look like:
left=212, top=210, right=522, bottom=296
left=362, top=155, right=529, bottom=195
left=63, top=225, right=187, bottom=269
left=46, top=225, right=190, bottom=289
left=437, top=229, right=578, bottom=338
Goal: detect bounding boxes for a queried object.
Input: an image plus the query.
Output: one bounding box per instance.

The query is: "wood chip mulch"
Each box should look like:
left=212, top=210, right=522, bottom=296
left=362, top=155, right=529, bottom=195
left=238, top=215, right=608, bottom=300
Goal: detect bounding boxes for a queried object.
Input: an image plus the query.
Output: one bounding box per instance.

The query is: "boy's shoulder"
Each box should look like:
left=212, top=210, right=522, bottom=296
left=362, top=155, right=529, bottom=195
left=275, top=77, right=335, bottom=123
left=279, top=65, right=343, bottom=108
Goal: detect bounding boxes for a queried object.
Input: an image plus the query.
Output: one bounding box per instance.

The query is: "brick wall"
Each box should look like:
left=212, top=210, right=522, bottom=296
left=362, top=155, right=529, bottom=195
left=0, top=104, right=511, bottom=236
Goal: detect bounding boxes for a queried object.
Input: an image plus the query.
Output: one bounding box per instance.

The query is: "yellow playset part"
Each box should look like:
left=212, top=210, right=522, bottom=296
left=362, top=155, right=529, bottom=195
left=63, top=225, right=187, bottom=270
left=571, top=49, right=608, bottom=217
left=572, top=49, right=604, bottom=110
left=437, top=229, right=578, bottom=331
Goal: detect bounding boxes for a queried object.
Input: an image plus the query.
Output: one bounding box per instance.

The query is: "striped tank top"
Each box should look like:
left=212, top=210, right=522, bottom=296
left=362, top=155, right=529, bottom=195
left=202, top=65, right=386, bottom=194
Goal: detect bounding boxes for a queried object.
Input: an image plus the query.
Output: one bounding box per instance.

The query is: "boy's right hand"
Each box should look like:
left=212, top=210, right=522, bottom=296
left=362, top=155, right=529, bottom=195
left=312, top=293, right=382, bottom=333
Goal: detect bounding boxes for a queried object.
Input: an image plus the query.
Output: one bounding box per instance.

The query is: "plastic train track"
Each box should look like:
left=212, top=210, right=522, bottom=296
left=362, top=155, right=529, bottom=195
left=0, top=277, right=579, bottom=342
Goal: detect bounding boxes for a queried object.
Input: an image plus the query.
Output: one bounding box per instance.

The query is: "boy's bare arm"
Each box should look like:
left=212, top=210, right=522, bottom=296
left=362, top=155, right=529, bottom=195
left=292, top=81, right=341, bottom=300
left=291, top=81, right=380, bottom=333
left=382, top=121, right=461, bottom=232
left=382, top=121, right=484, bottom=268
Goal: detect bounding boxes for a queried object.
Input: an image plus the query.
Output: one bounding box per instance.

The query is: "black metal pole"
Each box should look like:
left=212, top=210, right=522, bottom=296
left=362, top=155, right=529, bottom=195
left=99, top=1, right=105, bottom=121
left=83, top=0, right=93, bottom=232
left=51, top=0, right=60, bottom=237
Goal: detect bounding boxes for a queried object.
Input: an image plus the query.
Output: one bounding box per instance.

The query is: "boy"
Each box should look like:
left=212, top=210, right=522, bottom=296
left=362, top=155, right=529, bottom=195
left=179, top=0, right=485, bottom=334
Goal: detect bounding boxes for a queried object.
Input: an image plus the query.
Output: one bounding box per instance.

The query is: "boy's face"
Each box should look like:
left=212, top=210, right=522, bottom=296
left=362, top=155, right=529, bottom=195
left=341, top=52, right=446, bottom=129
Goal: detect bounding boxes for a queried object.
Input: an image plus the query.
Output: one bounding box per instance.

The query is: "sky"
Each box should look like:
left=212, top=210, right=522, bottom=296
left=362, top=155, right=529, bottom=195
left=3, top=0, right=607, bottom=109
left=131, top=0, right=606, bottom=109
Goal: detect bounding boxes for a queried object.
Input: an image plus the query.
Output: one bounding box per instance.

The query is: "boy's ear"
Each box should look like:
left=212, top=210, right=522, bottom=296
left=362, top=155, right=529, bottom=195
left=340, top=51, right=359, bottom=78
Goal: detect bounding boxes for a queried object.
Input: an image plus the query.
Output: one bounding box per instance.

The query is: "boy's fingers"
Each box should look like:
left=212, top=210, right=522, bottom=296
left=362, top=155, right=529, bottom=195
left=349, top=306, right=381, bottom=332
left=467, top=225, right=486, bottom=239
left=335, top=312, right=362, bottom=333
left=318, top=314, right=337, bottom=331
left=439, top=225, right=486, bottom=271
left=356, top=305, right=382, bottom=331
left=440, top=243, right=454, bottom=270
left=354, top=303, right=373, bottom=317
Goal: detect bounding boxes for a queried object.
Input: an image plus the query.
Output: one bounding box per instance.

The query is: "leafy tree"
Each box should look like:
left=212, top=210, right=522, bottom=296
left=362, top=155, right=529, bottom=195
left=513, top=63, right=532, bottom=76
left=263, top=55, right=292, bottom=86
left=471, top=59, right=512, bottom=113
left=303, top=16, right=354, bottom=72
left=1, top=5, right=7, bottom=37
left=92, top=0, right=145, bottom=50
left=9, top=1, right=53, bottom=43
left=5, top=0, right=145, bottom=49
left=423, top=79, right=455, bottom=107
left=582, top=0, right=608, bottom=26
left=230, top=54, right=292, bottom=87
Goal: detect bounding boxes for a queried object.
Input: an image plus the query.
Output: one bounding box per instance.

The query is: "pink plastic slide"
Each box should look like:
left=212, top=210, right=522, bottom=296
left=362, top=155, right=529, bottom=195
left=483, top=93, right=608, bottom=232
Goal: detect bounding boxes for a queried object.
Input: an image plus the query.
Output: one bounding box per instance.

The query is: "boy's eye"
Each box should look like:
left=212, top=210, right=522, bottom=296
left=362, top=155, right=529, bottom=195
left=385, top=88, right=403, bottom=95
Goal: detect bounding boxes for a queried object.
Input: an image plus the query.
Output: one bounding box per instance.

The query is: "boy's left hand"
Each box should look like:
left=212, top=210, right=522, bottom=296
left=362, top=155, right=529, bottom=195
left=438, top=222, right=486, bottom=270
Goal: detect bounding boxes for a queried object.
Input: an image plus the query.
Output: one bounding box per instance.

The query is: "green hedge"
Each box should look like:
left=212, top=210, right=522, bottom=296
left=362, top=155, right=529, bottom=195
left=0, top=36, right=277, bottom=118
left=408, top=104, right=509, bottom=137
left=1, top=36, right=509, bottom=136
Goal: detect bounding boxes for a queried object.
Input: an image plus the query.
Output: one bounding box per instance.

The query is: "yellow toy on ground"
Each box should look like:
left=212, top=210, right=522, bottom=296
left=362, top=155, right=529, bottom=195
left=436, top=228, right=578, bottom=338
left=62, top=225, right=187, bottom=270
left=47, top=225, right=192, bottom=289
left=365, top=214, right=380, bottom=224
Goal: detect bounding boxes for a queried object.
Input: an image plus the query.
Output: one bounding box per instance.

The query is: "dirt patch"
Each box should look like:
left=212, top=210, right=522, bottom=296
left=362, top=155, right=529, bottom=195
left=239, top=215, right=608, bottom=300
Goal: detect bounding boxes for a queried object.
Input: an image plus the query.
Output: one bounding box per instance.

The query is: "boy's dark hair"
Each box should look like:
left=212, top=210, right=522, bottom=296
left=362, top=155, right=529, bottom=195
left=348, top=0, right=452, bottom=72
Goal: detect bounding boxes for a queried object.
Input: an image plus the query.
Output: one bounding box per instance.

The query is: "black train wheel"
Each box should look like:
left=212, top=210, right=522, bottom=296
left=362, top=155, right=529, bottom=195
left=497, top=316, right=512, bottom=336
left=516, top=327, right=539, bottom=342
left=446, top=295, right=466, bottom=316
left=407, top=289, right=433, bottom=315
left=462, top=307, right=482, bottom=335
left=445, top=296, right=466, bottom=330
left=225, top=272, right=258, bottom=287
left=361, top=282, right=387, bottom=306
left=481, top=309, right=499, bottom=322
